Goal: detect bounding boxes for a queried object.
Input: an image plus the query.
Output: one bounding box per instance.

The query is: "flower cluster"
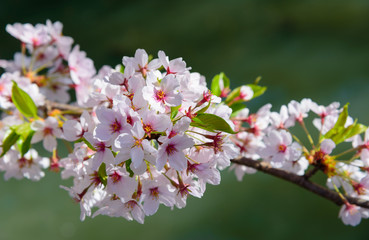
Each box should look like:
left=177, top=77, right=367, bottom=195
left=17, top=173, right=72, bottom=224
left=1, top=20, right=369, bottom=226
left=230, top=99, right=369, bottom=226
left=0, top=21, right=237, bottom=223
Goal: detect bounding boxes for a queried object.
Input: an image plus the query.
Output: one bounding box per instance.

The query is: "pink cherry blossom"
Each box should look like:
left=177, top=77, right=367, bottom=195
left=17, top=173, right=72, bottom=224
left=142, top=73, right=182, bottom=113
left=94, top=106, right=131, bottom=142
left=157, top=135, right=194, bottom=171
left=31, top=116, right=62, bottom=152
left=114, top=122, right=157, bottom=168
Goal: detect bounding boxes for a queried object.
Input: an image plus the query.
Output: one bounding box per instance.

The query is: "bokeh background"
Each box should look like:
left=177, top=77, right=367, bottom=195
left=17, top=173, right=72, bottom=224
left=1, top=0, right=369, bottom=239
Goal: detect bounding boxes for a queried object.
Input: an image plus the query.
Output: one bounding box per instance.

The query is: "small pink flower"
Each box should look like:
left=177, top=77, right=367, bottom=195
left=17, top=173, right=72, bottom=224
left=339, top=203, right=365, bottom=226
left=142, top=73, right=182, bottom=113
left=158, top=50, right=190, bottom=75
left=31, top=116, right=62, bottom=152
left=106, top=167, right=136, bottom=202
left=157, top=135, right=194, bottom=171
left=94, top=106, right=131, bottom=142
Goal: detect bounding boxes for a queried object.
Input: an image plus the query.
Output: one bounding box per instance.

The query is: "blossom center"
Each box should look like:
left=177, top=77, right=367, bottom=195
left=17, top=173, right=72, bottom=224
left=154, top=89, right=166, bottom=103
left=149, top=187, right=160, bottom=200
left=278, top=144, right=287, bottom=153
left=110, top=171, right=122, bottom=183
left=133, top=138, right=142, bottom=148
left=90, top=171, right=102, bottom=186
left=126, top=115, right=133, bottom=126
left=143, top=124, right=153, bottom=134
left=165, top=144, right=177, bottom=155
left=95, top=142, right=106, bottom=152
left=125, top=200, right=137, bottom=210
left=139, top=64, right=148, bottom=77
left=178, top=184, right=190, bottom=197
left=110, top=118, right=122, bottom=133
left=18, top=157, right=31, bottom=168
left=353, top=182, right=366, bottom=195
left=43, top=127, right=53, bottom=136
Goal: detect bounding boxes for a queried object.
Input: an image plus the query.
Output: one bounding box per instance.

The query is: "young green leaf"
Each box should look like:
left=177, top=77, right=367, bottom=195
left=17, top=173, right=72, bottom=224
left=120, top=65, right=125, bottom=74
left=0, top=129, right=20, bottom=157
left=170, top=105, right=181, bottom=119
left=230, top=102, right=246, bottom=117
left=346, top=123, right=367, bottom=140
left=190, top=113, right=236, bottom=134
left=329, top=122, right=367, bottom=145
left=125, top=159, right=135, bottom=178
left=225, top=87, right=241, bottom=104
left=323, top=104, right=367, bottom=144
left=98, top=162, right=108, bottom=186
left=11, top=81, right=38, bottom=118
left=211, top=72, right=230, bottom=97
left=148, top=54, right=154, bottom=62
left=196, top=100, right=212, bottom=114
left=19, top=130, right=35, bottom=156
left=248, top=84, right=267, bottom=99
left=12, top=122, right=32, bottom=138
left=324, top=103, right=349, bottom=140
left=79, top=137, right=96, bottom=151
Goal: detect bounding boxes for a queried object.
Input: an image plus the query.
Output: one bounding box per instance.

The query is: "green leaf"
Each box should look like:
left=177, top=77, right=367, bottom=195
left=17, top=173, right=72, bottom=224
left=347, top=123, right=367, bottom=139
left=170, top=105, right=181, bottom=119
left=248, top=84, right=267, bottom=99
left=119, top=65, right=125, bottom=74
left=225, top=87, right=241, bottom=104
left=325, top=103, right=349, bottom=139
left=230, top=102, right=246, bottom=117
left=12, top=122, right=32, bottom=138
left=323, top=104, right=367, bottom=144
left=125, top=159, right=135, bottom=177
left=98, top=162, right=108, bottom=186
left=16, top=128, right=35, bottom=157
left=148, top=54, right=154, bottom=62
left=190, top=113, right=236, bottom=134
left=225, top=80, right=267, bottom=104
left=77, top=137, right=96, bottom=151
left=10, top=123, right=33, bottom=156
left=11, top=81, right=38, bottom=118
left=254, top=76, right=262, bottom=85
left=329, top=122, right=367, bottom=144
left=0, top=129, right=20, bottom=157
left=20, top=130, right=35, bottom=156
left=196, top=100, right=212, bottom=114
left=336, top=104, right=349, bottom=129
left=211, top=72, right=230, bottom=97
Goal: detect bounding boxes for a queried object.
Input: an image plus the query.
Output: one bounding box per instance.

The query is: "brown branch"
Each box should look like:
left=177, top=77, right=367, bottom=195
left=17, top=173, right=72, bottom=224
left=304, top=165, right=320, bottom=179
left=231, top=157, right=369, bottom=209
left=44, top=100, right=90, bottom=115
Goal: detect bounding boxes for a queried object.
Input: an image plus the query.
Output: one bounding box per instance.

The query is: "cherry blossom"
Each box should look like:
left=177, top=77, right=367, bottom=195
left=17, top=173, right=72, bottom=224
left=142, top=73, right=182, bottom=113
left=31, top=116, right=62, bottom=152
left=157, top=135, right=194, bottom=171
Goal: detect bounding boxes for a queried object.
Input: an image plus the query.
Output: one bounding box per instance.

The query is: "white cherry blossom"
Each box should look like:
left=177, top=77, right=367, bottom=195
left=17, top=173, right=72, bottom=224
left=31, top=116, right=62, bottom=152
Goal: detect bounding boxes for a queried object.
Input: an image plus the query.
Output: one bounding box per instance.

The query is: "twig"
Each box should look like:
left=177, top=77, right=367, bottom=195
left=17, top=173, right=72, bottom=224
left=231, top=157, right=369, bottom=209
left=304, top=165, right=320, bottom=179
left=44, top=100, right=89, bottom=115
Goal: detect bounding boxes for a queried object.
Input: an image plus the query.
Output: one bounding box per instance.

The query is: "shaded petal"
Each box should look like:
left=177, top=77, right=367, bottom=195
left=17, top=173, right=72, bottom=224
left=143, top=197, right=159, bottom=216
left=131, top=147, right=144, bottom=168
left=169, top=152, right=187, bottom=171
left=43, top=135, right=56, bottom=152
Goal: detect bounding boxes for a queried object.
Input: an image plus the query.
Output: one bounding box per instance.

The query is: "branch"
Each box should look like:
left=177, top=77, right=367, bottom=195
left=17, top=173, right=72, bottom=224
left=231, top=157, right=369, bottom=209
left=304, top=165, right=320, bottom=179
left=44, top=100, right=90, bottom=115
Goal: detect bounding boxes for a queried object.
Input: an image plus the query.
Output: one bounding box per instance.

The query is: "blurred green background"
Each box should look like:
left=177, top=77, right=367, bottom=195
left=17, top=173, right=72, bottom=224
left=1, top=0, right=369, bottom=239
